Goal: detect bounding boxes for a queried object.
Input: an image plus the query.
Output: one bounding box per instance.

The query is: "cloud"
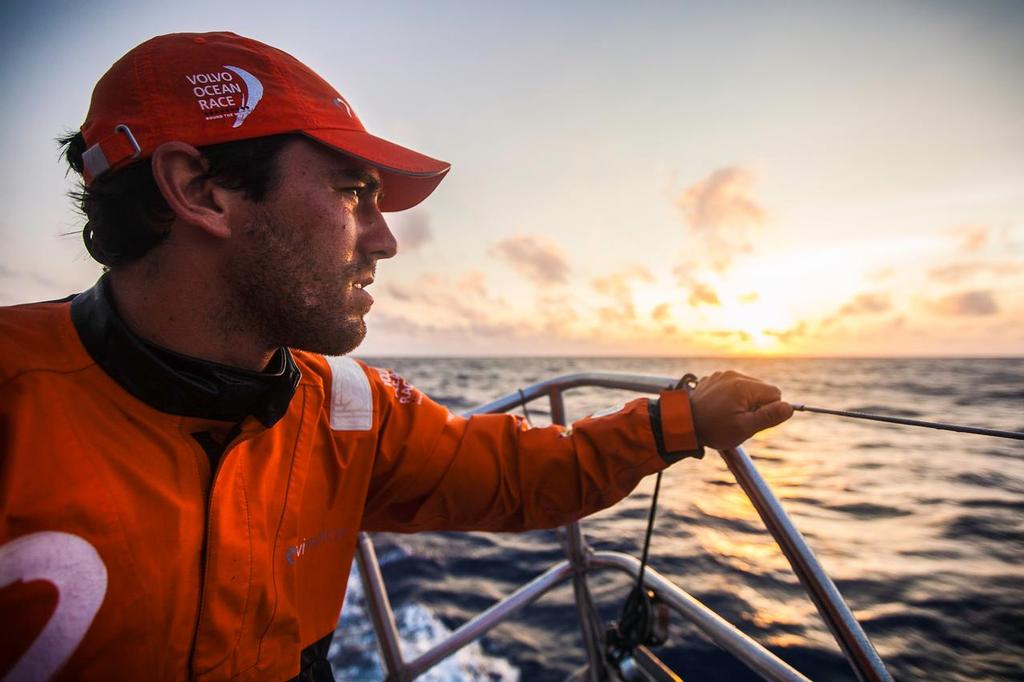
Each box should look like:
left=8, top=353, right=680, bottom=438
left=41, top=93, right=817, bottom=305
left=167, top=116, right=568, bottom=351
left=696, top=329, right=752, bottom=344
left=651, top=303, right=671, bottom=321
left=676, top=167, right=766, bottom=231
left=369, top=311, right=522, bottom=341
left=927, top=260, right=1022, bottom=284
left=379, top=270, right=579, bottom=344
left=598, top=306, right=630, bottom=324
left=952, top=225, right=989, bottom=253
left=592, top=266, right=654, bottom=296
left=819, top=293, right=893, bottom=329
left=673, top=166, right=767, bottom=273
left=386, top=273, right=445, bottom=303
left=391, top=211, right=433, bottom=251
left=591, top=266, right=654, bottom=322
left=839, top=293, right=891, bottom=315
left=738, top=292, right=759, bottom=303
left=490, top=234, right=570, bottom=285
left=687, top=281, right=721, bottom=307
left=765, top=322, right=808, bottom=344
left=457, top=270, right=488, bottom=297
left=928, top=290, right=999, bottom=316
left=870, top=266, right=896, bottom=280
left=672, top=265, right=721, bottom=308
left=536, top=293, right=580, bottom=333
left=368, top=311, right=439, bottom=336
left=384, top=272, right=504, bottom=325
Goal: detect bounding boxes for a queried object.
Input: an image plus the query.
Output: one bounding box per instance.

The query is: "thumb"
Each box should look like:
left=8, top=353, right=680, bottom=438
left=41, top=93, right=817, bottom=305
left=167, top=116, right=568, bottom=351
left=743, top=400, right=794, bottom=434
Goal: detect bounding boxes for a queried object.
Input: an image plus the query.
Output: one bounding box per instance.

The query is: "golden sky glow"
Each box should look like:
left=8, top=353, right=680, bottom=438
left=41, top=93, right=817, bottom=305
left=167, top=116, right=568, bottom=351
left=2, top=2, right=1022, bottom=356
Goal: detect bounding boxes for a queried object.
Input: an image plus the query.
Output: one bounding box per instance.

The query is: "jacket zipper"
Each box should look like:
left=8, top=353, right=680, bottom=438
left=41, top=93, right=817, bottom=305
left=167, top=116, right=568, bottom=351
left=188, top=423, right=245, bottom=677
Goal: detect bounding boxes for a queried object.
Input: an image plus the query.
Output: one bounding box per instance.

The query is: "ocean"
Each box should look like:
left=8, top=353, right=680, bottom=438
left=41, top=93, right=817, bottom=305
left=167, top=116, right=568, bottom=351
left=328, top=357, right=1024, bottom=681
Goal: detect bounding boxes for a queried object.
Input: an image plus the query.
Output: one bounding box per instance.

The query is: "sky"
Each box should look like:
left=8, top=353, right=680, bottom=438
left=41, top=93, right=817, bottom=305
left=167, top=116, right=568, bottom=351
left=1, top=1, right=1022, bottom=356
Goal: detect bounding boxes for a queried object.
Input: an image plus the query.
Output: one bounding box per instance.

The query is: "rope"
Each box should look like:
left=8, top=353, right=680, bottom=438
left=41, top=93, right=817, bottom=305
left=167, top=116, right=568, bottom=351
left=793, top=404, right=1024, bottom=441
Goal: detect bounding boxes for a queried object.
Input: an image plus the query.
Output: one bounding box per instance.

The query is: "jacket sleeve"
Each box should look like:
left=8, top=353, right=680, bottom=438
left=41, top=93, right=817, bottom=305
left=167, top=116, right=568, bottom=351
left=355, top=363, right=696, bottom=533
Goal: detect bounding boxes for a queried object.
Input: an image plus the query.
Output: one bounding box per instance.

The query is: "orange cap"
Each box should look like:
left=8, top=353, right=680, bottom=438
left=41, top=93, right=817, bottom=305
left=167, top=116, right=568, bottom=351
left=79, top=32, right=450, bottom=212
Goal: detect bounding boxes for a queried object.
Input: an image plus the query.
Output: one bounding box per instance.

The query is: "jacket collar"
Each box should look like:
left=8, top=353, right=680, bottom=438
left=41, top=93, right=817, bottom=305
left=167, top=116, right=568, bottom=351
left=70, top=275, right=300, bottom=427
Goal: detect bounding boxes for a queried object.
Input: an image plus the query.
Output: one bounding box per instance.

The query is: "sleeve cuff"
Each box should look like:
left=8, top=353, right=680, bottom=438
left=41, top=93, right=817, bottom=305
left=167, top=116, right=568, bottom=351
left=648, top=391, right=705, bottom=464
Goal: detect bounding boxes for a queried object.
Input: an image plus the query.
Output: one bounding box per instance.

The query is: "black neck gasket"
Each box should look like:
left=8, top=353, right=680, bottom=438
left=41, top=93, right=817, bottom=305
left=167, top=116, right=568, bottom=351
left=70, top=276, right=300, bottom=427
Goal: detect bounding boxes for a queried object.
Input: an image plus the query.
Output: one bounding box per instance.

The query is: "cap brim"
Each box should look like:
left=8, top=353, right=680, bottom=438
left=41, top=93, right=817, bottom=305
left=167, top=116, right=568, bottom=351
left=303, top=129, right=450, bottom=212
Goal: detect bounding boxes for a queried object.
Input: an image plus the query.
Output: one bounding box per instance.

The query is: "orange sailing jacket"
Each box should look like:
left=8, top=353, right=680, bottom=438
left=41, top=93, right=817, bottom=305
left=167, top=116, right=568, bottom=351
left=0, top=279, right=701, bottom=680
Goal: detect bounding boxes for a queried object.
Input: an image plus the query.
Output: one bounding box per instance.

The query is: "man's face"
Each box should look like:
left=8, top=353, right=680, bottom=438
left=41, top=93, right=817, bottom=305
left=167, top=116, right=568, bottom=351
left=222, top=138, right=397, bottom=356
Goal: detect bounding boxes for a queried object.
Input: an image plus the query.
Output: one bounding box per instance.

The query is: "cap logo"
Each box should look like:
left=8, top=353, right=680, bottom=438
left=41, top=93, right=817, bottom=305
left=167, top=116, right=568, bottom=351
left=185, top=65, right=264, bottom=128
left=332, top=96, right=352, bottom=117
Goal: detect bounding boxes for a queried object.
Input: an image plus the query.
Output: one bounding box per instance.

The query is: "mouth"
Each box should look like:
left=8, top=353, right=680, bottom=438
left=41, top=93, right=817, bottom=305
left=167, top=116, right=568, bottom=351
left=350, top=275, right=375, bottom=309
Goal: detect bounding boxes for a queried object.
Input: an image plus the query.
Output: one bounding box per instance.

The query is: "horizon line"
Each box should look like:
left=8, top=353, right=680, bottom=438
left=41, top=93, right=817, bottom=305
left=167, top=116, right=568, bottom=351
left=354, top=353, right=1024, bottom=360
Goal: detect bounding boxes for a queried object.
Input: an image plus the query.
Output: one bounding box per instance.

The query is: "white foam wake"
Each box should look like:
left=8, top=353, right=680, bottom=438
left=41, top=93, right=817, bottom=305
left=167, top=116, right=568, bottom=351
left=329, top=546, right=519, bottom=681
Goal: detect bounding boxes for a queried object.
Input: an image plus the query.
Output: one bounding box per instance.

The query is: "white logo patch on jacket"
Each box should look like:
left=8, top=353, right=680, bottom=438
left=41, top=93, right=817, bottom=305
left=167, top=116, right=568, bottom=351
left=325, top=356, right=373, bottom=431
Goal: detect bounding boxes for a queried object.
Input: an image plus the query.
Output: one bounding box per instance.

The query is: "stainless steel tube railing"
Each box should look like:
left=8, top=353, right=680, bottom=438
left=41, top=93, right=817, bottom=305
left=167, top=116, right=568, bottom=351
left=465, top=371, right=678, bottom=417
left=404, top=560, right=577, bottom=678
left=720, top=445, right=892, bottom=682
left=355, top=542, right=809, bottom=682
left=354, top=371, right=893, bottom=681
left=354, top=533, right=405, bottom=679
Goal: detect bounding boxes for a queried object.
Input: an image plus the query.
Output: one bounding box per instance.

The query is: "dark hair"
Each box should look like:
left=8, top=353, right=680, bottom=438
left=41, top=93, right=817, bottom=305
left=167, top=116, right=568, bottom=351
left=59, top=132, right=299, bottom=267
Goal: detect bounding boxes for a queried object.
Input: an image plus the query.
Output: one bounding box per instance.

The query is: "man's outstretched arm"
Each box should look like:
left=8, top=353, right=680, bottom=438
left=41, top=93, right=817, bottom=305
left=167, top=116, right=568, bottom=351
left=354, top=362, right=791, bottom=533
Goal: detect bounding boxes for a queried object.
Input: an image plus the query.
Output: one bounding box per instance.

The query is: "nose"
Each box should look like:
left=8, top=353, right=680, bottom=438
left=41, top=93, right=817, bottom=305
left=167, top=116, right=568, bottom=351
left=359, top=205, right=398, bottom=261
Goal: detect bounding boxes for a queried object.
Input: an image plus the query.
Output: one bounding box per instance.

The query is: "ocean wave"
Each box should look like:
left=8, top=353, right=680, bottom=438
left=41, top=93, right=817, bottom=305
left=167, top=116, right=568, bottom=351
left=824, top=502, right=912, bottom=519
left=331, top=561, right=520, bottom=681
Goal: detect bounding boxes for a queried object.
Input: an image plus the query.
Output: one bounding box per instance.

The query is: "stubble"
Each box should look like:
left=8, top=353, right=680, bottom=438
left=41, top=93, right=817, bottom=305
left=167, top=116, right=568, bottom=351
left=221, top=206, right=369, bottom=357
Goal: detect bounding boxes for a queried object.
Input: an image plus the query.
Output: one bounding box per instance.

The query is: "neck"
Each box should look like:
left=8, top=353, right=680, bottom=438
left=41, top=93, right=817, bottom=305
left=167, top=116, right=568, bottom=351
left=108, top=261, right=276, bottom=371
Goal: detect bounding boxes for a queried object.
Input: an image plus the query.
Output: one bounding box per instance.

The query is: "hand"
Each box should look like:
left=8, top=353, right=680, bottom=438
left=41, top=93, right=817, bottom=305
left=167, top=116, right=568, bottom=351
left=689, top=370, right=793, bottom=450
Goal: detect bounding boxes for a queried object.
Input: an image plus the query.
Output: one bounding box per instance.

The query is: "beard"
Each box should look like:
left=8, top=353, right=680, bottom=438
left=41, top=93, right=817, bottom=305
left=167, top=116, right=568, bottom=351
left=221, top=206, right=372, bottom=357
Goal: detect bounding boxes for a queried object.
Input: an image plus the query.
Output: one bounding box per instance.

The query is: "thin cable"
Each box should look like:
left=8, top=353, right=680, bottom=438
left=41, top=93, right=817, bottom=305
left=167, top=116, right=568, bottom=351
left=517, top=388, right=533, bottom=427
left=614, top=471, right=662, bottom=651
left=635, top=471, right=662, bottom=592
left=793, top=404, right=1024, bottom=441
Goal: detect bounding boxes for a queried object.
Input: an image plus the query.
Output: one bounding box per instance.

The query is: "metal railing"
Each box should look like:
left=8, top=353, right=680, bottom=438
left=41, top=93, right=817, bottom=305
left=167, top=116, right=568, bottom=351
left=354, top=372, right=893, bottom=682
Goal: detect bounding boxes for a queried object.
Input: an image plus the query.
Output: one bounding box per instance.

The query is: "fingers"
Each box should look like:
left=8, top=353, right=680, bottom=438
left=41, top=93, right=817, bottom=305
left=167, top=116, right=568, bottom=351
left=697, top=372, right=782, bottom=406
left=698, top=369, right=759, bottom=382
left=696, top=369, right=771, bottom=391
left=739, top=378, right=782, bottom=406
left=688, top=370, right=792, bottom=450
left=744, top=400, right=794, bottom=433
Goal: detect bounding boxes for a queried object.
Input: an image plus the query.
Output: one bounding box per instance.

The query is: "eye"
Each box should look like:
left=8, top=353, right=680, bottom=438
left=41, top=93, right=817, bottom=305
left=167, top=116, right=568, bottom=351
left=335, top=180, right=383, bottom=207
left=336, top=185, right=364, bottom=200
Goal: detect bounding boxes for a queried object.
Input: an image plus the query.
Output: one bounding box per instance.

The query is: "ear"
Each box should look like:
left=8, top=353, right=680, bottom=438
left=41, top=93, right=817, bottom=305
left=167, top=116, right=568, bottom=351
left=150, top=142, right=245, bottom=240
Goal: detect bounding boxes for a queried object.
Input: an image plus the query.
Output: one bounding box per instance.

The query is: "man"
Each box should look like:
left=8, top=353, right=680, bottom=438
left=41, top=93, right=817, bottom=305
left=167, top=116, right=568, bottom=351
left=0, top=32, right=792, bottom=680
